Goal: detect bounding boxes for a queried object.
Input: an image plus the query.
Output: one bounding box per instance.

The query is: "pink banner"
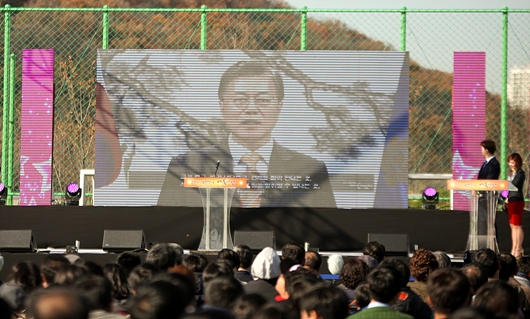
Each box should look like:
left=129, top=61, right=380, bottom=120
left=452, top=52, right=486, bottom=210
left=19, top=49, right=54, bottom=206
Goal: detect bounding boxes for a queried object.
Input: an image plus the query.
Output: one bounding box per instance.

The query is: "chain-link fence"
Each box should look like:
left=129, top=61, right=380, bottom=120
left=1, top=6, right=529, bottom=206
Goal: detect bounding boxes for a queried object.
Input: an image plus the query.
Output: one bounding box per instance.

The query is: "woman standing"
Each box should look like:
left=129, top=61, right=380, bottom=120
left=506, top=153, right=526, bottom=258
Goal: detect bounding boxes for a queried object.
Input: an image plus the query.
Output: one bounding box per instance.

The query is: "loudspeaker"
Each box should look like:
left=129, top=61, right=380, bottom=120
left=368, top=233, right=409, bottom=256
left=0, top=230, right=37, bottom=252
left=102, top=230, right=146, bottom=252
left=234, top=231, right=276, bottom=251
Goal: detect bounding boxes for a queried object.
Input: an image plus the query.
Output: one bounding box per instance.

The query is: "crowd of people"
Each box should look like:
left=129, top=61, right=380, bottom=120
left=1, top=242, right=530, bottom=319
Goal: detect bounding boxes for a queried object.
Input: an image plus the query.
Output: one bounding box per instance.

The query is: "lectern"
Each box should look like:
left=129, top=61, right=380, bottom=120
left=447, top=179, right=516, bottom=253
left=184, top=177, right=247, bottom=251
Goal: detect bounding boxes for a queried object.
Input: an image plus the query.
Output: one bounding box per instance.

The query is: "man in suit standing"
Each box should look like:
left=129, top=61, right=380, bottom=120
left=157, top=60, right=336, bottom=208
left=477, top=139, right=501, bottom=237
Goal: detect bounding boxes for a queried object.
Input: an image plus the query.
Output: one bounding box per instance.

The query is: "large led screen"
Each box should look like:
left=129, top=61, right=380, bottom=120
left=95, top=50, right=409, bottom=208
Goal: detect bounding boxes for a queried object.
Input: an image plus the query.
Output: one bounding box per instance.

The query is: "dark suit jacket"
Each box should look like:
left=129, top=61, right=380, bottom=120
left=157, top=140, right=336, bottom=208
left=477, top=157, right=500, bottom=180
left=508, top=169, right=526, bottom=202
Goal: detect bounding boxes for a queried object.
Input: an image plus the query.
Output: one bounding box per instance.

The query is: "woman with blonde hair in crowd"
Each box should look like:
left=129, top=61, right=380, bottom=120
left=506, top=152, right=526, bottom=258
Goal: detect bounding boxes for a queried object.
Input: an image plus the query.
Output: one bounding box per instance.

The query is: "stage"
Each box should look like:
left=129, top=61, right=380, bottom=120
left=0, top=206, right=524, bottom=281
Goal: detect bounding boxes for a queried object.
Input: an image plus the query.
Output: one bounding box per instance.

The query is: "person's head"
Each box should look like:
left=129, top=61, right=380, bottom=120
left=362, top=241, right=385, bottom=263
left=284, top=268, right=324, bottom=308
left=202, top=261, right=234, bottom=285
left=232, top=294, right=267, bottom=319
left=73, top=274, right=113, bottom=312
left=183, top=253, right=209, bottom=273
left=251, top=247, right=281, bottom=280
left=366, top=266, right=403, bottom=304
left=508, top=153, right=523, bottom=172
left=128, top=280, right=188, bottom=319
left=410, top=248, right=438, bottom=283
left=298, top=285, right=349, bottom=319
left=234, top=245, right=253, bottom=270
left=340, top=258, right=369, bottom=290
left=218, top=60, right=284, bottom=151
left=327, top=254, right=344, bottom=275
left=473, top=280, right=520, bottom=316
left=356, top=255, right=378, bottom=271
left=7, top=261, right=42, bottom=292
left=304, top=250, right=322, bottom=272
left=218, top=249, right=241, bottom=271
left=53, top=264, right=87, bottom=286
left=116, top=251, right=142, bottom=276
left=281, top=243, right=305, bottom=265
left=127, top=263, right=159, bottom=292
left=518, top=256, right=530, bottom=276
left=26, top=287, right=89, bottom=319
left=460, top=262, right=488, bottom=295
left=427, top=268, right=471, bottom=316
left=379, top=258, right=410, bottom=288
left=471, top=249, right=499, bottom=279
left=433, top=251, right=452, bottom=269
left=103, top=263, right=130, bottom=300
left=498, top=253, right=518, bottom=281
left=204, top=275, right=244, bottom=310
left=480, top=139, right=496, bottom=157
left=40, top=255, right=70, bottom=287
left=150, top=272, right=196, bottom=308
left=354, top=282, right=371, bottom=310
left=146, top=243, right=183, bottom=271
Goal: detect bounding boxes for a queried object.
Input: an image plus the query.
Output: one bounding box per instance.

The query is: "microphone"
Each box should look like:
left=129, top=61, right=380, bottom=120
left=215, top=161, right=220, bottom=177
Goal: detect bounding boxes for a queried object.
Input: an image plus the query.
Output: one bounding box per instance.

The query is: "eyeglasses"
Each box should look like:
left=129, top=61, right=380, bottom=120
left=224, top=95, right=279, bottom=108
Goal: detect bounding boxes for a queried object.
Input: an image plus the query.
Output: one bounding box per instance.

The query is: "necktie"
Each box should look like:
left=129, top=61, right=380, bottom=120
left=482, top=161, right=487, bottom=168
left=239, top=152, right=264, bottom=208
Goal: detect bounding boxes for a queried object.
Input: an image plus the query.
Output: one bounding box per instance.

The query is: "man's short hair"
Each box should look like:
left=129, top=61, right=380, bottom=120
left=127, top=263, right=159, bottom=291
left=362, top=241, right=385, bottom=263
left=460, top=262, right=488, bottom=294
left=150, top=272, right=196, bottom=308
left=354, top=282, right=371, bottom=309
left=366, top=266, right=403, bottom=304
left=281, top=243, right=305, bottom=265
left=183, top=253, right=209, bottom=273
left=40, top=255, right=70, bottom=285
left=218, top=60, right=284, bottom=102
left=202, top=261, right=234, bottom=284
left=410, top=249, right=438, bottom=283
left=304, top=250, right=322, bottom=271
left=218, top=248, right=241, bottom=270
left=26, top=287, right=89, bottom=319
left=499, top=253, right=518, bottom=280
left=235, top=245, right=254, bottom=269
left=427, top=268, right=470, bottom=315
left=379, top=258, right=411, bottom=288
left=480, top=139, right=496, bottom=155
left=433, top=251, right=451, bottom=269
left=471, top=248, right=499, bottom=278
left=284, top=268, right=324, bottom=309
left=232, top=293, right=267, bottom=319
left=146, top=243, right=183, bottom=271
left=298, top=285, right=349, bottom=319
left=340, top=258, right=369, bottom=290
left=128, top=280, right=188, bottom=319
left=74, top=275, right=113, bottom=311
left=473, top=280, right=519, bottom=315
left=204, top=275, right=244, bottom=310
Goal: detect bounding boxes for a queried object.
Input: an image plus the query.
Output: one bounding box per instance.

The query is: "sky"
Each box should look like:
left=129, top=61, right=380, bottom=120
left=284, top=0, right=530, bottom=94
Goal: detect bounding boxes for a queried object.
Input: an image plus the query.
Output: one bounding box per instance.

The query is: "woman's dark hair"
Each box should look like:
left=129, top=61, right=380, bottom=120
left=340, top=258, right=369, bottom=290
left=508, top=153, right=523, bottom=170
left=103, top=263, right=130, bottom=300
left=8, top=261, right=42, bottom=292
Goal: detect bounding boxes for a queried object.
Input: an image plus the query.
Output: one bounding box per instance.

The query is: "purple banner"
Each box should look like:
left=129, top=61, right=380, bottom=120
left=452, top=52, right=486, bottom=210
left=19, top=49, right=54, bottom=206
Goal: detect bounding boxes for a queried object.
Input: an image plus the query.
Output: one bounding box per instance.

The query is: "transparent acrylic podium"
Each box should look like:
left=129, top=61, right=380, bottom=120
left=184, top=177, right=247, bottom=251
left=447, top=179, right=516, bottom=253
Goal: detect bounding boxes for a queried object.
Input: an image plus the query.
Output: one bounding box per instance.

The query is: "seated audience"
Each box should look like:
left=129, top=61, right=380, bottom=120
left=363, top=241, right=385, bottom=263
left=281, top=243, right=305, bottom=267
left=128, top=280, right=187, bottom=319
left=202, top=276, right=244, bottom=313
left=408, top=249, right=438, bottom=303
left=116, top=251, right=142, bottom=277
left=473, top=280, right=520, bottom=317
left=74, top=274, right=124, bottom=319
left=234, top=245, right=254, bottom=283
left=426, top=268, right=471, bottom=319
left=471, top=249, right=500, bottom=280
left=303, top=250, right=322, bottom=273
left=217, top=249, right=241, bottom=273
left=26, top=286, right=89, bottom=319
left=298, top=285, right=349, bottom=319
left=433, top=251, right=451, bottom=269
left=459, top=262, right=488, bottom=296
left=146, top=243, right=183, bottom=272
left=244, top=247, right=281, bottom=301
left=231, top=294, right=267, bottom=319
left=339, top=258, right=370, bottom=310
left=349, top=265, right=412, bottom=318
left=516, top=256, right=530, bottom=288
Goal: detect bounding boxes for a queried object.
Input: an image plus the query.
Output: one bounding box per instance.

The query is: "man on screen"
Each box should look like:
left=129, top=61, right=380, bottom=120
left=157, top=60, right=336, bottom=208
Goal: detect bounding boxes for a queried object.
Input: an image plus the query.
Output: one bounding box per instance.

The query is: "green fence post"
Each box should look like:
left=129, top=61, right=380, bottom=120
left=400, top=6, right=407, bottom=51
left=200, top=5, right=207, bottom=50
left=102, top=5, right=109, bottom=49
left=2, top=5, right=11, bottom=189
left=500, top=6, right=508, bottom=180
left=300, top=6, right=307, bottom=51
left=7, top=53, right=15, bottom=205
